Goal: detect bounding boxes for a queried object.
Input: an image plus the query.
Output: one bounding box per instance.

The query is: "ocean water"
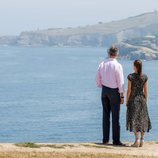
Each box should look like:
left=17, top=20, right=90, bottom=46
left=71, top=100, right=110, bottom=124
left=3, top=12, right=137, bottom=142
left=0, top=46, right=157, bottom=143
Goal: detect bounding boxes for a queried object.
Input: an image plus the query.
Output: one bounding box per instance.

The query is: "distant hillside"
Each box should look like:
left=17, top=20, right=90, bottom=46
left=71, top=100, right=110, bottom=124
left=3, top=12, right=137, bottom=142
left=117, top=35, right=158, bottom=60
left=0, top=11, right=158, bottom=59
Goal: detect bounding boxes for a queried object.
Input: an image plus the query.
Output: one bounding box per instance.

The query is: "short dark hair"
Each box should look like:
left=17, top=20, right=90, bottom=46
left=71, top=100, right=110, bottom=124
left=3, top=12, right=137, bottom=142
left=108, top=45, right=119, bottom=56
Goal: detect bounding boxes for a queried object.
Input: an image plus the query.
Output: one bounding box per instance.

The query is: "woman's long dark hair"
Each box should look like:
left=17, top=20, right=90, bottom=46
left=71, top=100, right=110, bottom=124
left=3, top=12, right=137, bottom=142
left=134, top=60, right=142, bottom=77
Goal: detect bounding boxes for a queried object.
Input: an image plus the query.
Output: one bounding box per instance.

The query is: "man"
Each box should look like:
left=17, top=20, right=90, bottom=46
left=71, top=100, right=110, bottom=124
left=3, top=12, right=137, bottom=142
left=96, top=45, right=125, bottom=146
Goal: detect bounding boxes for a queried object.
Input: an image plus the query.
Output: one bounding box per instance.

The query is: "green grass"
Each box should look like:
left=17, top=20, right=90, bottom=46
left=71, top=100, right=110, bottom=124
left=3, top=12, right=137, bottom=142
left=40, top=144, right=64, bottom=149
left=15, top=142, right=40, bottom=148
left=15, top=142, right=115, bottom=149
left=15, top=142, right=76, bottom=149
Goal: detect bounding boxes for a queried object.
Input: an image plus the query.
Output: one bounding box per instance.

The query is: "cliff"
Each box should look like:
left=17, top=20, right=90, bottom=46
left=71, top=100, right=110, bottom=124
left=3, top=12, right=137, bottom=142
left=0, top=11, right=158, bottom=59
left=118, top=36, right=158, bottom=60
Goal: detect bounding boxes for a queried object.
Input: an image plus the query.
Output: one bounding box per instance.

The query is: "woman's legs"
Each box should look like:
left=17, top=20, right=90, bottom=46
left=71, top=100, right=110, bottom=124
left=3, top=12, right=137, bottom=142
left=132, top=132, right=145, bottom=147
left=140, top=132, right=145, bottom=140
left=131, top=132, right=139, bottom=147
left=140, top=132, right=145, bottom=147
left=134, top=132, right=139, bottom=141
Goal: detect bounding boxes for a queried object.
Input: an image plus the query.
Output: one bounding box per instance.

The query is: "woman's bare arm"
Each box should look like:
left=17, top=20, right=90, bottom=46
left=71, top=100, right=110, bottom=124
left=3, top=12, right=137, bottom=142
left=144, top=81, right=148, bottom=102
left=126, top=80, right=131, bottom=106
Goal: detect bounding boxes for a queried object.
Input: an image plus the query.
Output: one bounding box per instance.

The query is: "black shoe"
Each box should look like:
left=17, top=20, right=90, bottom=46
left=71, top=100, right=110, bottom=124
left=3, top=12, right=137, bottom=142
left=113, top=142, right=126, bottom=146
left=102, top=141, right=109, bottom=145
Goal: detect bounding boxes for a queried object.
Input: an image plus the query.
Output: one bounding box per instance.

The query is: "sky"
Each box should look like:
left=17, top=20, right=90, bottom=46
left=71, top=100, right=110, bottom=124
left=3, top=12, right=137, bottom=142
left=0, top=0, right=158, bottom=35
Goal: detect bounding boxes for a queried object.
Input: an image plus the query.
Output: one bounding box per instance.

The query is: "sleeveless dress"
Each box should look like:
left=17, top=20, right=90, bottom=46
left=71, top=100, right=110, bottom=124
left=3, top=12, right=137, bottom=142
left=126, top=73, right=152, bottom=132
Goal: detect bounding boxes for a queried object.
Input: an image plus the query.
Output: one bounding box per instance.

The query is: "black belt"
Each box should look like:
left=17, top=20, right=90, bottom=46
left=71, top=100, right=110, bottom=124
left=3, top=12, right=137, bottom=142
left=103, top=85, right=119, bottom=91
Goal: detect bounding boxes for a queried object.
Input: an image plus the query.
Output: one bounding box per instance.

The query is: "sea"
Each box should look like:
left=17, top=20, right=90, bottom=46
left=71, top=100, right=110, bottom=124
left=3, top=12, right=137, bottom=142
left=0, top=46, right=157, bottom=143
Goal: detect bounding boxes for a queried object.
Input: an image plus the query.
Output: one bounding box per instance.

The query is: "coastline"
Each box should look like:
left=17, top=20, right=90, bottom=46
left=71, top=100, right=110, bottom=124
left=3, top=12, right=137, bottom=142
left=0, top=142, right=157, bottom=158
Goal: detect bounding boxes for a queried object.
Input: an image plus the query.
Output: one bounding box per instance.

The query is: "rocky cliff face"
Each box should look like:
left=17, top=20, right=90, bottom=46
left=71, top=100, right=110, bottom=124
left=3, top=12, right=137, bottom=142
left=118, top=42, right=158, bottom=60
left=118, top=36, right=158, bottom=60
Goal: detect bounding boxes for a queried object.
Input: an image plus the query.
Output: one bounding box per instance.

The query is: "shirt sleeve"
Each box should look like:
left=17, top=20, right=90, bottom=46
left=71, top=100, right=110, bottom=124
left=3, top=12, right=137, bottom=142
left=96, top=64, right=102, bottom=88
left=127, top=74, right=132, bottom=81
left=116, top=64, right=125, bottom=94
left=144, top=74, right=148, bottom=83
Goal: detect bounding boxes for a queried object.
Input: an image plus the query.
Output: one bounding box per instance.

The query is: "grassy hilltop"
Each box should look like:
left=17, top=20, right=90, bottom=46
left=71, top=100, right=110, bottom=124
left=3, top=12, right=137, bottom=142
left=1, top=11, right=158, bottom=60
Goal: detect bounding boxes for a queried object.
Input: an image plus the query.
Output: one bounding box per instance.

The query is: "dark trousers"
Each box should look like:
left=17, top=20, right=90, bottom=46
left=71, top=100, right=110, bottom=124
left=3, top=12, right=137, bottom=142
left=101, top=86, right=121, bottom=144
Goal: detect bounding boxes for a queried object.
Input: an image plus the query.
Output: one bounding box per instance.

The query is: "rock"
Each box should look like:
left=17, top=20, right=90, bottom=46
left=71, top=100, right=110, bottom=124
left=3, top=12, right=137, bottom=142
left=118, top=42, right=158, bottom=60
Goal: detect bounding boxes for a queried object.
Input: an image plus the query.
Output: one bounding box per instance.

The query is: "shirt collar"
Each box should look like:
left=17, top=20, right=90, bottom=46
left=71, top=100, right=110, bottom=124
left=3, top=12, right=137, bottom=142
left=108, top=58, right=117, bottom=61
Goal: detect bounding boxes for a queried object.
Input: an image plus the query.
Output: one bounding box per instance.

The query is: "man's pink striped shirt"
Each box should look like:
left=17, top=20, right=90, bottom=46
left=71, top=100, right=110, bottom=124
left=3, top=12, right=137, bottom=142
left=96, top=58, right=125, bottom=93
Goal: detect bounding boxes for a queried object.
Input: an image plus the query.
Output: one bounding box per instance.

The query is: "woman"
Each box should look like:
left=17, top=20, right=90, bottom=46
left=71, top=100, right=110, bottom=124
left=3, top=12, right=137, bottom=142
left=126, top=60, right=152, bottom=147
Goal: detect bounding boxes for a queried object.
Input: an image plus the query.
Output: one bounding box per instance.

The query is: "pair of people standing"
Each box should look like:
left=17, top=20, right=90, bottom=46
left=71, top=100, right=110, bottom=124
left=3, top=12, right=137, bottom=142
left=96, top=46, right=152, bottom=147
